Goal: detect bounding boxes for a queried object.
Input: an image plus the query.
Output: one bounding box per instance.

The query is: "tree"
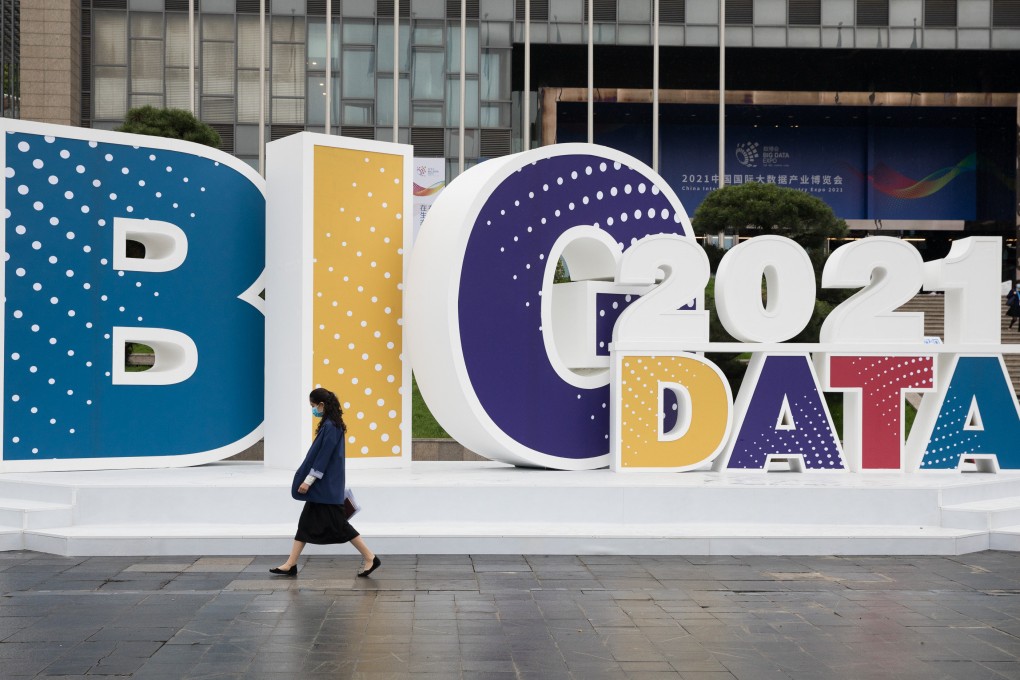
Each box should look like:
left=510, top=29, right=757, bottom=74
left=693, top=183, right=850, bottom=391
left=115, top=106, right=221, bottom=149
left=115, top=107, right=220, bottom=363
left=692, top=182, right=847, bottom=250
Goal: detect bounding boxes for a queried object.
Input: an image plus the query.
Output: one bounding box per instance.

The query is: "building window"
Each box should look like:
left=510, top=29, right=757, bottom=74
left=660, top=0, right=685, bottom=24
left=343, top=101, right=373, bottom=125
left=271, top=16, right=306, bottom=124
left=164, top=13, right=191, bottom=111
left=856, top=0, right=889, bottom=26
left=94, top=11, right=128, bottom=119
left=376, top=74, right=410, bottom=125
left=583, top=0, right=618, bottom=23
left=377, top=21, right=410, bottom=73
left=342, top=47, right=375, bottom=98
left=515, top=0, right=549, bottom=22
left=725, top=0, right=753, bottom=24
left=480, top=48, right=510, bottom=128
left=1, top=0, right=19, bottom=119
left=201, top=14, right=235, bottom=123
left=237, top=14, right=267, bottom=124
left=412, top=49, right=445, bottom=100
left=306, top=18, right=339, bottom=128
left=788, top=0, right=821, bottom=26
left=445, top=76, right=478, bottom=127
left=993, top=0, right=1020, bottom=27
left=130, top=13, right=164, bottom=109
left=924, top=0, right=957, bottom=27
left=447, top=24, right=478, bottom=74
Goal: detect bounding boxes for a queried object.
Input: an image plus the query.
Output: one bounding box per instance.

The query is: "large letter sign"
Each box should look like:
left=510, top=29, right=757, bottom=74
left=1, top=121, right=265, bottom=471
left=907, top=355, right=1020, bottom=472
left=406, top=145, right=697, bottom=469
left=408, top=146, right=1020, bottom=474
left=4, top=123, right=1018, bottom=477
left=714, top=353, right=845, bottom=472
left=264, top=134, right=412, bottom=470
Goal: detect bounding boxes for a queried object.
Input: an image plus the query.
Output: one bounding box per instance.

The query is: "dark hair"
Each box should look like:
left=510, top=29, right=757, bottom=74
left=309, top=387, right=347, bottom=435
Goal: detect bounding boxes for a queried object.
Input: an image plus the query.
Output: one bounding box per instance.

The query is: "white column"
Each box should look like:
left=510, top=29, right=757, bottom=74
left=393, top=0, right=399, bottom=142
left=524, top=0, right=530, bottom=150
left=188, top=0, right=195, bottom=114
left=459, top=0, right=466, bottom=174
left=325, top=0, right=331, bottom=133
left=258, top=0, right=266, bottom=176
left=718, top=0, right=725, bottom=189
left=587, top=0, right=593, bottom=144
left=652, top=0, right=659, bottom=172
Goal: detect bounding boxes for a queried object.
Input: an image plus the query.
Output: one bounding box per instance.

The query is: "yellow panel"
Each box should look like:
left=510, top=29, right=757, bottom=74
left=619, top=355, right=730, bottom=469
left=313, top=145, right=405, bottom=458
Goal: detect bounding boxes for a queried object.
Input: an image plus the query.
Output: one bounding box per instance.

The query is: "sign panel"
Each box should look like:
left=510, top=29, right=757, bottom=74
left=2, top=123, right=1015, bottom=478
left=0, top=121, right=265, bottom=470
left=412, top=157, right=445, bottom=241
left=264, top=133, right=412, bottom=470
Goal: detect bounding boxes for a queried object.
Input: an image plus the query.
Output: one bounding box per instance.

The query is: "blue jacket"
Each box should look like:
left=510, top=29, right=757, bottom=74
left=291, top=420, right=346, bottom=504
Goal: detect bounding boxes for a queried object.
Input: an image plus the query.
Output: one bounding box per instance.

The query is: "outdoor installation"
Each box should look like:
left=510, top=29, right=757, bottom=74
left=0, top=120, right=265, bottom=471
left=1, top=121, right=1017, bottom=475
left=264, top=134, right=412, bottom=470
left=406, top=144, right=1020, bottom=474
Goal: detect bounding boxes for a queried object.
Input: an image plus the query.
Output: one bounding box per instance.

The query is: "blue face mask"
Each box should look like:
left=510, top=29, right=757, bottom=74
left=311, top=406, right=323, bottom=418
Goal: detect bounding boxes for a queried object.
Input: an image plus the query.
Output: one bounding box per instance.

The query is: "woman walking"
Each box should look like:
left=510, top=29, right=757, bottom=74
left=1008, top=284, right=1020, bottom=331
left=270, top=387, right=381, bottom=577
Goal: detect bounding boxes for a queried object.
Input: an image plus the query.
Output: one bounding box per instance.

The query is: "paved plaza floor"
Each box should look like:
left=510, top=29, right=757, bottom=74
left=0, top=550, right=1018, bottom=679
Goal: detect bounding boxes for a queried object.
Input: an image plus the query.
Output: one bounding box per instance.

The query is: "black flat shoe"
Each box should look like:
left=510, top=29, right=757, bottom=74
left=269, top=565, right=297, bottom=576
left=357, top=556, right=381, bottom=578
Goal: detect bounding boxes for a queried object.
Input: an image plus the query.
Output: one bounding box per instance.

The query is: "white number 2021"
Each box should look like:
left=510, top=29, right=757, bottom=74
left=611, top=234, right=1000, bottom=347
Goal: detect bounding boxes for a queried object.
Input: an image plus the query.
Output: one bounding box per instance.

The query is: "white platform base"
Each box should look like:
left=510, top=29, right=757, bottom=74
left=0, top=461, right=1018, bottom=556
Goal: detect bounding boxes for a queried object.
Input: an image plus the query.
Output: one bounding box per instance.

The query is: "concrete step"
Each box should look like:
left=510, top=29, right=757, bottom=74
left=23, top=521, right=989, bottom=557
left=59, top=476, right=954, bottom=528
left=0, top=526, right=22, bottom=551
left=938, top=476, right=1020, bottom=506
left=2, top=463, right=1015, bottom=557
left=0, top=498, right=74, bottom=529
left=0, top=479, right=75, bottom=505
left=990, top=525, right=1020, bottom=551
left=940, top=497, right=1020, bottom=530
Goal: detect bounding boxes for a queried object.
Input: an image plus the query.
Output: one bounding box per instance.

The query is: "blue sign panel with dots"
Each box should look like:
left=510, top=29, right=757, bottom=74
left=1, top=123, right=265, bottom=470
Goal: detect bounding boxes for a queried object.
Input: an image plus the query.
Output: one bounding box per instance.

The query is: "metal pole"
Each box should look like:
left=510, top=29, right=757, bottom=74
left=587, top=0, right=593, bottom=143
left=459, top=0, right=466, bottom=174
left=325, top=0, right=331, bottom=133
left=393, top=0, right=399, bottom=142
left=718, top=0, right=725, bottom=189
left=523, top=0, right=530, bottom=150
left=188, top=0, right=195, bottom=114
left=258, top=0, right=265, bottom=176
left=652, top=0, right=659, bottom=172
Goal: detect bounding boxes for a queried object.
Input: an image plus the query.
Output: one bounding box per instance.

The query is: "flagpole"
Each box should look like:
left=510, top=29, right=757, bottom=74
left=258, top=0, right=265, bottom=175
left=718, top=0, right=725, bottom=189
left=652, top=0, right=659, bottom=172
left=325, top=0, right=331, bottom=133
left=393, top=0, right=399, bottom=142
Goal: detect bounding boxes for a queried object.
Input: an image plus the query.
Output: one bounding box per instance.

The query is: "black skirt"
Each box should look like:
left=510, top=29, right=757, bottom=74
left=295, top=501, right=360, bottom=545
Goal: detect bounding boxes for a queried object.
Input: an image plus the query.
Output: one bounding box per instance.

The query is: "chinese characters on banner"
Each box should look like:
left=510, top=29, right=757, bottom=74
left=412, top=158, right=445, bottom=242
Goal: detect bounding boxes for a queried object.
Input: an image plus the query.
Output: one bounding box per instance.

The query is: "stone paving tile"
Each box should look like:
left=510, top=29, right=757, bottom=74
left=0, top=551, right=1018, bottom=677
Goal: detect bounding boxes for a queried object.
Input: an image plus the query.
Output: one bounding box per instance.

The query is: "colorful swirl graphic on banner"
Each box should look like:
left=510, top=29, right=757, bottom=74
left=413, top=180, right=445, bottom=197
left=865, top=153, right=976, bottom=200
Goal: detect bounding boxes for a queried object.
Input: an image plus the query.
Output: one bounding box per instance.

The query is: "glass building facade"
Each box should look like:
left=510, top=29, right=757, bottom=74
left=82, top=0, right=519, bottom=177
left=76, top=0, right=1020, bottom=183
left=1, top=0, right=18, bottom=119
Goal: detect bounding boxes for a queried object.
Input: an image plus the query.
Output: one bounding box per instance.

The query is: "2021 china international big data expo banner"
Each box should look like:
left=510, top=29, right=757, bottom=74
left=567, top=120, right=987, bottom=221
left=665, top=124, right=976, bottom=220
